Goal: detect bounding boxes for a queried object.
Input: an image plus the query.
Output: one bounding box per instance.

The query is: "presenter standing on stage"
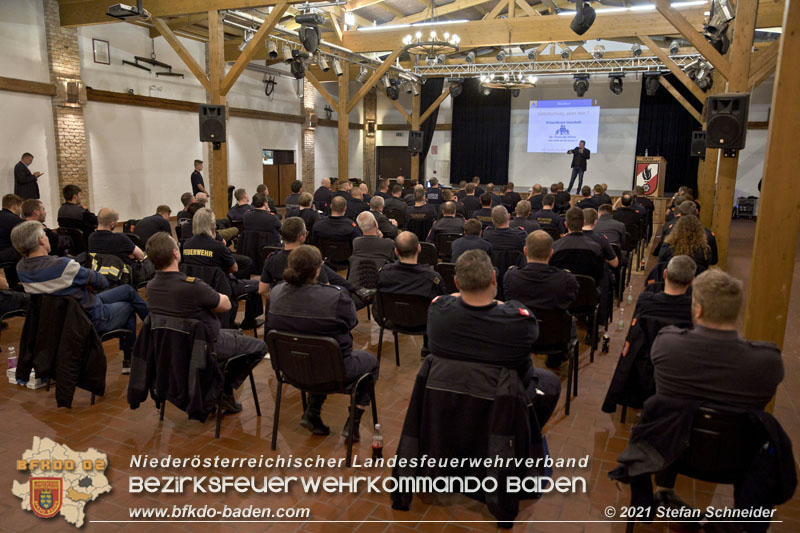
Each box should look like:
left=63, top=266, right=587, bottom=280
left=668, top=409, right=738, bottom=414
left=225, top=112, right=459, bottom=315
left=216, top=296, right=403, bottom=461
left=567, top=140, right=590, bottom=194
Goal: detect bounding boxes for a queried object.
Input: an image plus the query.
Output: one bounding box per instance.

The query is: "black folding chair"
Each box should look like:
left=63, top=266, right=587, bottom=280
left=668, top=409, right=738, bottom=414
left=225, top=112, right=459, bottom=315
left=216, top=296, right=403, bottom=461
left=374, top=292, right=431, bottom=370
left=122, top=219, right=139, bottom=234
left=568, top=275, right=599, bottom=363
left=317, top=239, right=353, bottom=271
left=57, top=227, right=86, bottom=256
left=435, top=233, right=462, bottom=261
left=530, top=309, right=579, bottom=416
left=384, top=207, right=406, bottom=229
left=350, top=260, right=380, bottom=321
left=611, top=242, right=625, bottom=306
left=266, top=331, right=378, bottom=467
left=434, top=263, right=457, bottom=294
left=543, top=226, right=561, bottom=241
left=418, top=242, right=438, bottom=267
left=124, top=232, right=143, bottom=249
left=406, top=218, right=434, bottom=244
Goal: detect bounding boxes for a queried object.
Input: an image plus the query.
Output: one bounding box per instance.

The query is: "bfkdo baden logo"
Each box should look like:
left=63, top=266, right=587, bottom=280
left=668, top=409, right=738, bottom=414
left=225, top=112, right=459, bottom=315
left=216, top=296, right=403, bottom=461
left=12, top=437, right=111, bottom=528
left=30, top=478, right=63, bottom=518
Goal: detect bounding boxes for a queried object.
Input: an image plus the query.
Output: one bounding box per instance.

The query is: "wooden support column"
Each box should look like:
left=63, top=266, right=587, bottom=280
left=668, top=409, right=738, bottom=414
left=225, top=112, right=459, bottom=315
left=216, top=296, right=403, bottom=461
left=410, top=93, right=421, bottom=183
left=338, top=61, right=350, bottom=181
left=208, top=10, right=229, bottom=218
left=710, top=0, right=758, bottom=269
left=744, top=0, right=800, bottom=350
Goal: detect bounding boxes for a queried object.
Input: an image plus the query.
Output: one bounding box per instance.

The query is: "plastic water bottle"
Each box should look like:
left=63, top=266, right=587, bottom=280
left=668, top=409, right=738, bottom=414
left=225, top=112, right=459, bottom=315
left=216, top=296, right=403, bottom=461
left=617, top=308, right=625, bottom=330
left=7, top=346, right=17, bottom=367
left=626, top=286, right=634, bottom=305
left=645, top=148, right=649, bottom=157
left=371, top=424, right=383, bottom=460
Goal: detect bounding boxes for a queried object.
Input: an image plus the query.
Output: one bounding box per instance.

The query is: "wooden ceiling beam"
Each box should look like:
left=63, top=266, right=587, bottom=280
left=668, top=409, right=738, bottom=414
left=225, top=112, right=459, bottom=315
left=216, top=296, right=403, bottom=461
left=658, top=75, right=702, bottom=123
left=419, top=87, right=449, bottom=124
left=148, top=14, right=206, bottom=39
left=387, top=0, right=495, bottom=26
left=639, top=35, right=706, bottom=104
left=346, top=49, right=402, bottom=113
left=482, top=1, right=507, bottom=21
left=151, top=17, right=210, bottom=91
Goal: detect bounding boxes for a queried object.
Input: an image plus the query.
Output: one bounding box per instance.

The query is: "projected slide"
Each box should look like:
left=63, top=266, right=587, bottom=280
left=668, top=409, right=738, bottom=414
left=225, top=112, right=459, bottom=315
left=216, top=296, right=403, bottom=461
left=527, top=99, right=600, bottom=153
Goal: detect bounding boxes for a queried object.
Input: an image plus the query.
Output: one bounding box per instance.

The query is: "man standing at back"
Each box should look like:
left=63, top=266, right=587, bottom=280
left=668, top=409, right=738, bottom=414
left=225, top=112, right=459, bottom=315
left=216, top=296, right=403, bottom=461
left=191, top=160, right=206, bottom=196
left=14, top=153, right=42, bottom=200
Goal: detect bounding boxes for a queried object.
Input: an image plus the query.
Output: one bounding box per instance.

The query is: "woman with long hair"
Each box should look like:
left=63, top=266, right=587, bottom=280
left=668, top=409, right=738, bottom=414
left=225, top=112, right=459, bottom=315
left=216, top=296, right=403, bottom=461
left=266, top=245, right=379, bottom=442
left=659, top=215, right=711, bottom=273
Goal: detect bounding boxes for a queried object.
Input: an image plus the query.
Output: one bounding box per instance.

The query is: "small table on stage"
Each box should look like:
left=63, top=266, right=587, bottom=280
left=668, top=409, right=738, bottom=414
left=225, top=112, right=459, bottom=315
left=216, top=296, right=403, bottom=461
left=633, top=156, right=667, bottom=197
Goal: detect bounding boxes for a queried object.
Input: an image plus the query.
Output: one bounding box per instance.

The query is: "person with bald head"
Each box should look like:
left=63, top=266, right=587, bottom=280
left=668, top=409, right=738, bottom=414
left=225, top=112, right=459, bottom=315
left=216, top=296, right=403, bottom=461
left=314, top=177, right=332, bottom=214
left=426, top=201, right=465, bottom=243
left=376, top=231, right=444, bottom=358
left=88, top=207, right=155, bottom=284
left=311, top=195, right=361, bottom=244
left=349, top=211, right=395, bottom=273
left=482, top=206, right=526, bottom=254
left=368, top=195, right=398, bottom=239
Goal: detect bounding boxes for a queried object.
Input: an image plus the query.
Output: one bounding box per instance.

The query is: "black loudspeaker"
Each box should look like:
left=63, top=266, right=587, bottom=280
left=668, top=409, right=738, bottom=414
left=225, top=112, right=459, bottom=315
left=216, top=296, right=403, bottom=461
left=199, top=104, right=226, bottom=143
left=706, top=93, right=749, bottom=150
left=408, top=130, right=423, bottom=153
left=690, top=131, right=707, bottom=156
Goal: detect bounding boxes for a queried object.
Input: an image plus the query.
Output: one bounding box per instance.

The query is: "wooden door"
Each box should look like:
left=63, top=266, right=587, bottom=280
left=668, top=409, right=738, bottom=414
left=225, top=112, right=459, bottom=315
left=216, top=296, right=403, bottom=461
left=263, top=165, right=280, bottom=200
left=377, top=146, right=412, bottom=180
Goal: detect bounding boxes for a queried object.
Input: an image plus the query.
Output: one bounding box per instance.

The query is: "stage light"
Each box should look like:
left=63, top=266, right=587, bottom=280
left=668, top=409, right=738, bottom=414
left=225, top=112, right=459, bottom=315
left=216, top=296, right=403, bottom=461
left=465, top=51, right=475, bottom=63
left=645, top=74, right=661, bottom=96
left=333, top=58, right=343, bottom=77
left=497, top=49, right=506, bottom=62
left=437, top=53, right=446, bottom=65
left=404, top=80, right=413, bottom=94
left=561, top=47, right=571, bottom=59
left=631, top=43, right=642, bottom=57
left=609, top=73, right=624, bottom=95
left=296, top=12, right=325, bottom=54
left=573, top=74, right=590, bottom=97
left=381, top=76, right=391, bottom=89
left=449, top=79, right=463, bottom=98
left=669, top=39, right=681, bottom=54
left=386, top=82, right=399, bottom=100
left=526, top=48, right=537, bottom=60
left=267, top=40, right=278, bottom=59
left=426, top=54, right=436, bottom=66
left=318, top=54, right=330, bottom=72
left=512, top=89, right=520, bottom=97
left=238, top=30, right=253, bottom=52
left=481, top=85, right=491, bottom=96
left=527, top=74, right=537, bottom=84
left=282, top=44, right=293, bottom=62
left=290, top=49, right=308, bottom=79
left=356, top=65, right=369, bottom=83
left=411, top=82, right=419, bottom=96
left=592, top=45, right=605, bottom=59
left=570, top=0, right=596, bottom=36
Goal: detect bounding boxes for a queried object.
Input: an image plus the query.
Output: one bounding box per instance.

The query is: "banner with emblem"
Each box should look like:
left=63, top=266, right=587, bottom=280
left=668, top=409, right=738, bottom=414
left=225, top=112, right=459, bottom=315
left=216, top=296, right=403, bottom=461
left=30, top=477, right=63, bottom=519
left=633, top=156, right=667, bottom=197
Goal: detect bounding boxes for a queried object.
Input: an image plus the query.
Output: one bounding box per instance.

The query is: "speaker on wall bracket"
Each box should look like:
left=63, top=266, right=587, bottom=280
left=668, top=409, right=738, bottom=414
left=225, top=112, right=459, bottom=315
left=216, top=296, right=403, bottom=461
left=690, top=130, right=707, bottom=159
left=408, top=130, right=423, bottom=153
left=199, top=104, right=227, bottom=148
left=706, top=93, right=749, bottom=151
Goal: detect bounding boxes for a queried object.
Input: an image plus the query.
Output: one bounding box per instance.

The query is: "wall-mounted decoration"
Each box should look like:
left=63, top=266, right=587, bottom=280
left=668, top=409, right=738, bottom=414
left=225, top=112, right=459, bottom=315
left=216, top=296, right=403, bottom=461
left=92, top=38, right=110, bottom=65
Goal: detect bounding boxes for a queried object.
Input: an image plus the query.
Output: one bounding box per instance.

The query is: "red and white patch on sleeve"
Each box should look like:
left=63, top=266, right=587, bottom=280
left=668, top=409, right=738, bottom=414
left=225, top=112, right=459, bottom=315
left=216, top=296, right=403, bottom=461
left=518, top=308, right=530, bottom=317
left=432, top=295, right=442, bottom=303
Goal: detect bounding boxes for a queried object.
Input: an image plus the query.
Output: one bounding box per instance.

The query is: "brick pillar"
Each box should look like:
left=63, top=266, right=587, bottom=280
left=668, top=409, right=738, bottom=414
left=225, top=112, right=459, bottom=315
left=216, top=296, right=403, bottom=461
left=43, top=0, right=90, bottom=205
left=301, top=78, right=315, bottom=191
left=362, top=88, right=377, bottom=191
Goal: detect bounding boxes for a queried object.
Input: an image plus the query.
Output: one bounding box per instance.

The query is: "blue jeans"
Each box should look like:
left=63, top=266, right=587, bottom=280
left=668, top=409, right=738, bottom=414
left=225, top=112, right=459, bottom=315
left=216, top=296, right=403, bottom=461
left=567, top=167, right=584, bottom=194
left=94, top=285, right=149, bottom=353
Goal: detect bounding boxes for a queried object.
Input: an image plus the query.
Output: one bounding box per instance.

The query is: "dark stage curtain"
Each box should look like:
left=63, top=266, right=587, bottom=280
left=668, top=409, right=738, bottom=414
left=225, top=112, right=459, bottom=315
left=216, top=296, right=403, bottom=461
left=635, top=73, right=702, bottom=194
left=451, top=78, right=511, bottom=185
left=417, top=78, right=444, bottom=180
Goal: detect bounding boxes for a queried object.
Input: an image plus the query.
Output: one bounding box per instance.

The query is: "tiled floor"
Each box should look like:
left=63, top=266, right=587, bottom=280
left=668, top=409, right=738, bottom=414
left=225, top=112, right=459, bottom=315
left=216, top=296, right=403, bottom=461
left=2, top=219, right=799, bottom=532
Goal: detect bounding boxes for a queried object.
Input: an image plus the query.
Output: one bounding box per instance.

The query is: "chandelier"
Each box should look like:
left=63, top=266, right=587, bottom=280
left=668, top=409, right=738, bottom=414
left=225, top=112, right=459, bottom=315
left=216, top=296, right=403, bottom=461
left=402, top=3, right=460, bottom=64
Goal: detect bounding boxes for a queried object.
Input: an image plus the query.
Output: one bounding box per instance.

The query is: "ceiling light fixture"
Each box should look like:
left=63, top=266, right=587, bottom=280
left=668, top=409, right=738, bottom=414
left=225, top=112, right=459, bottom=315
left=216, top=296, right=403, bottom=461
left=570, top=0, right=596, bottom=36
left=609, top=73, right=624, bottom=95
left=573, top=74, right=590, bottom=97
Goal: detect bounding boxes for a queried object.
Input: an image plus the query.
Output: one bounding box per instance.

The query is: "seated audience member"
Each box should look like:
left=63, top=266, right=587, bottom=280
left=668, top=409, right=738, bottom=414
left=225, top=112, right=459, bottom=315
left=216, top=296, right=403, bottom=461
left=369, top=196, right=398, bottom=239
left=595, top=204, right=626, bottom=246
left=455, top=180, right=468, bottom=201
left=612, top=192, right=642, bottom=236
left=658, top=215, right=712, bottom=273
left=472, top=193, right=494, bottom=230
left=438, top=189, right=466, bottom=219
left=313, top=177, right=333, bottom=212
left=177, top=202, right=203, bottom=242
left=510, top=200, right=541, bottom=234
left=255, top=184, right=279, bottom=214
left=384, top=185, right=407, bottom=215
left=426, top=201, right=464, bottom=243
left=0, top=270, right=28, bottom=314
left=486, top=183, right=503, bottom=207
left=483, top=206, right=526, bottom=255
left=13, top=221, right=148, bottom=372
left=292, top=192, right=320, bottom=234
left=634, top=255, right=695, bottom=320
left=267, top=245, right=379, bottom=440
left=182, top=208, right=263, bottom=329
left=144, top=232, right=267, bottom=413
left=22, top=199, right=68, bottom=257
left=661, top=201, right=717, bottom=264
left=592, top=184, right=611, bottom=207
left=403, top=183, right=421, bottom=206
left=503, top=182, right=522, bottom=211
left=194, top=191, right=209, bottom=207
left=577, top=186, right=598, bottom=209
left=451, top=219, right=492, bottom=262
left=375, top=178, right=391, bottom=200
left=425, top=177, right=443, bottom=206
left=284, top=180, right=303, bottom=211
left=333, top=180, right=353, bottom=201
left=634, top=185, right=654, bottom=217
left=582, top=208, right=620, bottom=269
left=552, top=207, right=605, bottom=287
left=350, top=211, right=395, bottom=271
left=133, top=205, right=172, bottom=245
left=472, top=176, right=485, bottom=197
left=405, top=188, right=437, bottom=227
left=57, top=184, right=98, bottom=240
left=376, top=231, right=445, bottom=358
left=243, top=192, right=282, bottom=244
left=346, top=186, right=370, bottom=220
left=88, top=208, right=154, bottom=285
left=428, top=249, right=561, bottom=426
left=678, top=185, right=702, bottom=214
left=227, top=189, right=253, bottom=222
left=0, top=194, right=23, bottom=265
left=629, top=188, right=648, bottom=220
left=533, top=194, right=566, bottom=234
left=176, top=192, right=194, bottom=223
left=312, top=196, right=361, bottom=244
left=664, top=194, right=685, bottom=223
left=555, top=182, right=572, bottom=213
left=359, top=183, right=371, bottom=204
left=528, top=184, right=545, bottom=212
left=460, top=183, right=482, bottom=218
left=648, top=269, right=784, bottom=506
